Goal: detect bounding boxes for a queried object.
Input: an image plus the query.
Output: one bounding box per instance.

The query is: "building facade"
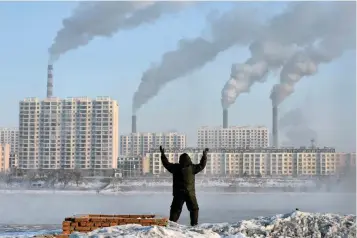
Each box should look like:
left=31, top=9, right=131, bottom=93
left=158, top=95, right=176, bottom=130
left=18, top=97, right=119, bottom=171
left=145, top=147, right=353, bottom=176
left=120, top=132, right=186, bottom=156
left=0, top=128, right=18, bottom=154
left=0, top=144, right=10, bottom=172
left=116, top=156, right=150, bottom=177
left=197, top=126, right=269, bottom=149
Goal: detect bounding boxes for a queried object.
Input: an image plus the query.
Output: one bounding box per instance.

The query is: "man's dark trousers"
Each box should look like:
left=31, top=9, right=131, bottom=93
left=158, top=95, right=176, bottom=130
left=169, top=191, right=199, bottom=226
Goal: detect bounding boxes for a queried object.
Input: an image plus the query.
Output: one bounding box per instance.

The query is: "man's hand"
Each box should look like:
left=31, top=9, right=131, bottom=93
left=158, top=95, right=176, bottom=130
left=203, top=148, right=209, bottom=155
left=160, top=146, right=165, bottom=154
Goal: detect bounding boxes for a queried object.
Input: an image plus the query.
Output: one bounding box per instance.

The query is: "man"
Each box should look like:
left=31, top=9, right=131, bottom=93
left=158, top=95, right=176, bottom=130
left=160, top=146, right=209, bottom=226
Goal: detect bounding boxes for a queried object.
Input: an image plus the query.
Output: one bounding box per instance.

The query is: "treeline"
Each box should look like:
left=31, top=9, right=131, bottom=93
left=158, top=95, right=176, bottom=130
left=0, top=168, right=84, bottom=189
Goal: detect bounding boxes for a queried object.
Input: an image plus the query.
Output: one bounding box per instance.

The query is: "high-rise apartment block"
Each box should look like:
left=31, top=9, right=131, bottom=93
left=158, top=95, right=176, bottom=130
left=120, top=132, right=186, bottom=156
left=0, top=128, right=18, bottom=168
left=0, top=128, right=18, bottom=154
left=0, top=144, right=10, bottom=172
left=197, top=126, right=269, bottom=149
left=18, top=97, right=119, bottom=171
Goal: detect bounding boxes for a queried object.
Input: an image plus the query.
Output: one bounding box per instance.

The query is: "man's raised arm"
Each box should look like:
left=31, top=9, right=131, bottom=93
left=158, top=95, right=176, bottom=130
left=160, top=146, right=174, bottom=173
left=194, top=148, right=209, bottom=174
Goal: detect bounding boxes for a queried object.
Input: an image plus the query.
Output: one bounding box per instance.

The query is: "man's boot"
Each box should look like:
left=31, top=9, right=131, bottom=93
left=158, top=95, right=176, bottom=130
left=190, top=210, right=199, bottom=226
left=169, top=208, right=182, bottom=223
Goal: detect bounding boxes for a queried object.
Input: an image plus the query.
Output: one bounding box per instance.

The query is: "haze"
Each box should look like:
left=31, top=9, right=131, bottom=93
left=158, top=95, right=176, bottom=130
left=0, top=192, right=354, bottom=225
left=0, top=1, right=355, bottom=151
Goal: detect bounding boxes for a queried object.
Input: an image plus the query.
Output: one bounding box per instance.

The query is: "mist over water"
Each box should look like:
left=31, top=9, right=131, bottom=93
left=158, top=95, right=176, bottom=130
left=0, top=192, right=354, bottom=225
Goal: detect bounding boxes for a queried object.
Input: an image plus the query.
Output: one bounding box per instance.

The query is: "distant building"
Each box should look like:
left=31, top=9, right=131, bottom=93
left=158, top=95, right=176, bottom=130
left=197, top=126, right=269, bottom=149
left=335, top=152, right=356, bottom=174
left=145, top=147, right=349, bottom=176
left=18, top=97, right=119, bottom=172
left=0, top=128, right=18, bottom=154
left=120, top=132, right=186, bottom=156
left=9, top=153, right=18, bottom=169
left=0, top=144, right=10, bottom=172
left=116, top=156, right=150, bottom=177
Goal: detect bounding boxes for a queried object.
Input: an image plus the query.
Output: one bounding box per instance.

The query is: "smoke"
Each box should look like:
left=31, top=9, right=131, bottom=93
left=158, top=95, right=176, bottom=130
left=279, top=108, right=318, bottom=147
left=270, top=2, right=356, bottom=106
left=49, top=1, right=191, bottom=62
left=132, top=7, right=263, bottom=113
left=131, top=2, right=355, bottom=112
left=221, top=42, right=294, bottom=109
left=223, top=1, right=356, bottom=109
left=279, top=108, right=305, bottom=128
left=271, top=42, right=356, bottom=106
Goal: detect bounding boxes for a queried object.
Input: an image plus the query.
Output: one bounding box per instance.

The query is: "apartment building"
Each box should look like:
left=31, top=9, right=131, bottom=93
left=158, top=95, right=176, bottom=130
left=9, top=153, right=18, bottom=168
left=0, top=128, right=18, bottom=154
left=197, top=126, right=269, bottom=149
left=0, top=128, right=18, bottom=169
left=0, top=144, right=10, bottom=172
left=116, top=156, right=150, bottom=177
left=334, top=152, right=356, bottom=174
left=120, top=132, right=186, bottom=156
left=18, top=97, right=119, bottom=172
left=145, top=147, right=350, bottom=176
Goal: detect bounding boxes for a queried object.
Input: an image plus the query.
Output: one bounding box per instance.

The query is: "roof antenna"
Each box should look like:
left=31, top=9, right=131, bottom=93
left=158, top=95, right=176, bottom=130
left=310, top=139, right=315, bottom=149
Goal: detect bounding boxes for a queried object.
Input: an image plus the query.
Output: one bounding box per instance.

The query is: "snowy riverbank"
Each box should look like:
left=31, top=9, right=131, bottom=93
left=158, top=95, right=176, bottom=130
left=0, top=176, right=352, bottom=193
left=71, top=211, right=356, bottom=238
left=27, top=211, right=356, bottom=238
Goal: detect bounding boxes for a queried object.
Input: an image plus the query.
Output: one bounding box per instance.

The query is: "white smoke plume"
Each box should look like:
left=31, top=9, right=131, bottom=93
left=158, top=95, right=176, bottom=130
left=271, top=40, right=356, bottom=106
left=270, top=2, right=356, bottom=107
left=221, top=41, right=294, bottom=109
left=223, top=1, right=356, bottom=109
left=132, top=7, right=263, bottom=113
left=132, top=2, right=355, bottom=113
left=49, top=1, right=191, bottom=62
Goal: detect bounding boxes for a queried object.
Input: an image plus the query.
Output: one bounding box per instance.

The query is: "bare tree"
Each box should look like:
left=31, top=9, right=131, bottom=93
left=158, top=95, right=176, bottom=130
left=27, top=171, right=38, bottom=182
left=37, top=168, right=45, bottom=179
left=73, top=170, right=83, bottom=187
left=45, top=171, right=58, bottom=188
left=4, top=173, right=12, bottom=187
left=58, top=169, right=74, bottom=189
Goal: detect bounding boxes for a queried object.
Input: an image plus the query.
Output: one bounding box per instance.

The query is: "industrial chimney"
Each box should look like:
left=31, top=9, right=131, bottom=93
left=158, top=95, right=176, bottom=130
left=132, top=115, right=137, bottom=133
left=47, top=64, right=53, bottom=98
left=272, top=105, right=278, bottom=148
left=223, top=109, right=228, bottom=128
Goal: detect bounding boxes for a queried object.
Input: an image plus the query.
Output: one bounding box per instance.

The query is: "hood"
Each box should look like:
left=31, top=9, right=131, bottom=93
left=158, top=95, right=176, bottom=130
left=179, top=153, right=192, bottom=167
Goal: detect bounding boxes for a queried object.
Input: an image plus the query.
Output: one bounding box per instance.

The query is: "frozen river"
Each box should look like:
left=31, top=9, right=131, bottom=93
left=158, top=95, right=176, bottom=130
left=0, top=191, right=355, bottom=226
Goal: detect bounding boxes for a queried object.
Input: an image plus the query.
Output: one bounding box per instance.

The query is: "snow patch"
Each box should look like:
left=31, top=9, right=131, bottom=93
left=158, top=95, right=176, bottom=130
left=69, top=211, right=356, bottom=238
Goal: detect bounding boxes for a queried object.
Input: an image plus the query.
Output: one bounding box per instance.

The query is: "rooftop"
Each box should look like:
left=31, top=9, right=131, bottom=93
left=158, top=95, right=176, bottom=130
left=198, top=126, right=268, bottom=130
left=121, top=132, right=187, bottom=136
left=22, top=96, right=115, bottom=101
left=147, top=147, right=337, bottom=153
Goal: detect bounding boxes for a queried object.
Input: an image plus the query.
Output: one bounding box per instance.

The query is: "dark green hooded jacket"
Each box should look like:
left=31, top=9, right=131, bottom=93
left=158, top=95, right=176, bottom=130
left=161, top=153, right=207, bottom=196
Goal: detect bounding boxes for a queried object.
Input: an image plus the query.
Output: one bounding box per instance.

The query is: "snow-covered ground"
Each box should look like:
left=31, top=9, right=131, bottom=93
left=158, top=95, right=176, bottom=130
left=0, top=177, right=348, bottom=194
left=0, top=180, right=106, bottom=191
left=112, top=178, right=317, bottom=188
left=71, top=211, right=355, bottom=238
left=70, top=211, right=356, bottom=238
left=69, top=211, right=356, bottom=238
left=0, top=178, right=320, bottom=191
left=11, top=211, right=354, bottom=238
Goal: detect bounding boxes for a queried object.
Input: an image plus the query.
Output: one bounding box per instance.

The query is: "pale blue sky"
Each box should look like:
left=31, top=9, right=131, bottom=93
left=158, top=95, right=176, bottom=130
left=0, top=2, right=355, bottom=151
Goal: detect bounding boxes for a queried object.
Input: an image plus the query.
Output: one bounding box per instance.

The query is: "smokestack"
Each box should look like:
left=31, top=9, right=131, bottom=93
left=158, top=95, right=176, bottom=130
left=272, top=105, right=278, bottom=148
left=223, top=109, right=228, bottom=128
left=47, top=64, right=53, bottom=98
left=132, top=115, right=137, bottom=133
